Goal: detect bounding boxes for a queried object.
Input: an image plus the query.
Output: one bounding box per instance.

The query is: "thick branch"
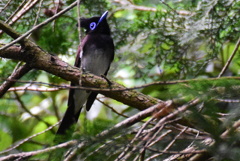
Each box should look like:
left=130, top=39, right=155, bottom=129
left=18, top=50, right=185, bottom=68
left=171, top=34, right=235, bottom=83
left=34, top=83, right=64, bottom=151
left=0, top=16, right=162, bottom=110
left=0, top=43, right=160, bottom=110
left=0, top=20, right=21, bottom=39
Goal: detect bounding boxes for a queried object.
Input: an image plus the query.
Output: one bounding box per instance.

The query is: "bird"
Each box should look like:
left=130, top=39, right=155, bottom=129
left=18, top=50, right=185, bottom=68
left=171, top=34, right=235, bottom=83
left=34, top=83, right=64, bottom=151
left=56, top=11, right=114, bottom=135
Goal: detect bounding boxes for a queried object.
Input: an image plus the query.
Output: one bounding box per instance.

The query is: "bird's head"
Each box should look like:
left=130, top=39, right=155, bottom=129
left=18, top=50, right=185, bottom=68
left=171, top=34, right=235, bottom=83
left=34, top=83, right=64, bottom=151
left=80, top=11, right=110, bottom=35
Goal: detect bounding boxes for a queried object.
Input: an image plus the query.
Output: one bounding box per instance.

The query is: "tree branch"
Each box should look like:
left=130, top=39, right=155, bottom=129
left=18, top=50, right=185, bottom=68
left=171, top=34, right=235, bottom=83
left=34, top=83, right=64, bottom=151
left=65, top=101, right=173, bottom=160
left=0, top=18, right=161, bottom=111
left=0, top=140, right=77, bottom=161
left=113, top=0, right=192, bottom=15
left=0, top=0, right=77, bottom=51
left=0, top=63, right=32, bottom=97
left=65, top=99, right=199, bottom=160
left=218, top=37, right=240, bottom=77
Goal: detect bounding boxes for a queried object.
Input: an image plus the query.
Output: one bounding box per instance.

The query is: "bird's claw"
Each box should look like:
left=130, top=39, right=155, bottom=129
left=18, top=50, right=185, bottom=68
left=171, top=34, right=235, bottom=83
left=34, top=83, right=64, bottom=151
left=101, top=75, right=112, bottom=87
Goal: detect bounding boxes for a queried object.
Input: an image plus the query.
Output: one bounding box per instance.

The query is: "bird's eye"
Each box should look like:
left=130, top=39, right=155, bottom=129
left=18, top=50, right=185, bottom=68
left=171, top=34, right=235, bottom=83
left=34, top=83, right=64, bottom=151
left=89, top=22, right=96, bottom=30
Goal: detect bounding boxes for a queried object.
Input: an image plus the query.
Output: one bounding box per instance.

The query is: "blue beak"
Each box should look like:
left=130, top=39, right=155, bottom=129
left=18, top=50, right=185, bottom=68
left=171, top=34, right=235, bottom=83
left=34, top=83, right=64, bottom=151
left=97, top=11, right=108, bottom=26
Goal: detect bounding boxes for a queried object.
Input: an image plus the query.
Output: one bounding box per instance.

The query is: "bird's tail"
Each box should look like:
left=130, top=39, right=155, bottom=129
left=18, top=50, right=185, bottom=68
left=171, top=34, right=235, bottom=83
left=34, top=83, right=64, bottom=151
left=56, top=104, right=82, bottom=135
left=56, top=87, right=90, bottom=135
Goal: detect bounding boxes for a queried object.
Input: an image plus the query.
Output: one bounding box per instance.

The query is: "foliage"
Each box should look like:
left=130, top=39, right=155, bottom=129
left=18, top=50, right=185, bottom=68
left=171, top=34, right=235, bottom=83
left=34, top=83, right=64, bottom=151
left=0, top=0, right=240, bottom=160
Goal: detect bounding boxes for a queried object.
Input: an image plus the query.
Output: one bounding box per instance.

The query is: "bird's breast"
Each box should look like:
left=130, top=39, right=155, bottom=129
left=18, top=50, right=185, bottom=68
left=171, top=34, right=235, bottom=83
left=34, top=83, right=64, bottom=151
left=81, top=34, right=114, bottom=76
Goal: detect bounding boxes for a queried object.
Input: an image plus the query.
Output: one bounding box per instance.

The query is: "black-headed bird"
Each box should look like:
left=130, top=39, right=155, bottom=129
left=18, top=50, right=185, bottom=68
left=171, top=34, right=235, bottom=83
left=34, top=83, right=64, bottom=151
left=56, top=11, right=114, bottom=135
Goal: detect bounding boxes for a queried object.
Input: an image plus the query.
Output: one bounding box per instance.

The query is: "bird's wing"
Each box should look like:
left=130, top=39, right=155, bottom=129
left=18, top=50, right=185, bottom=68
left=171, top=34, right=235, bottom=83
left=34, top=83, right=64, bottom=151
left=86, top=92, right=98, bottom=111
left=74, top=44, right=82, bottom=67
left=56, top=45, right=89, bottom=135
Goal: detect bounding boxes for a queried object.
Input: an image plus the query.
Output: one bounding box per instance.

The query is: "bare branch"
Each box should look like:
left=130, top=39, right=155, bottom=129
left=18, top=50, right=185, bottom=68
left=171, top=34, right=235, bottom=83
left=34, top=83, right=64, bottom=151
left=64, top=102, right=173, bottom=160
left=97, top=98, right=130, bottom=118
left=0, top=0, right=13, bottom=13
left=0, top=0, right=78, bottom=50
left=218, top=37, right=240, bottom=77
left=14, top=91, right=54, bottom=131
left=0, top=122, right=60, bottom=155
left=8, top=86, right=60, bottom=92
left=7, top=0, right=39, bottom=25
left=0, top=43, right=160, bottom=110
left=118, top=99, right=199, bottom=160
left=4, top=75, right=240, bottom=93
left=4, top=0, right=27, bottom=24
left=0, top=63, right=32, bottom=97
left=113, top=0, right=192, bottom=15
left=0, top=140, right=77, bottom=161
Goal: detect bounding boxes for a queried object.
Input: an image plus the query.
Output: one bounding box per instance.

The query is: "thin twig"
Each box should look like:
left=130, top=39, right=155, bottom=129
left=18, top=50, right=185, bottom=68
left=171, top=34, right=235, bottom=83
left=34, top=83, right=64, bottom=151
left=65, top=102, right=172, bottom=160
left=116, top=117, right=156, bottom=161
left=0, top=0, right=40, bottom=37
left=0, top=121, right=60, bottom=155
left=26, top=0, right=44, bottom=39
left=97, top=98, right=130, bottom=118
left=0, top=64, right=32, bottom=98
left=4, top=76, right=240, bottom=93
left=113, top=0, right=192, bottom=15
left=13, top=91, right=54, bottom=132
left=218, top=37, right=240, bottom=77
left=117, top=99, right=198, bottom=161
left=163, top=127, right=188, bottom=151
left=4, top=0, right=27, bottom=24
left=83, top=132, right=133, bottom=160
left=221, top=120, right=240, bottom=139
left=160, top=0, right=179, bottom=15
left=0, top=1, right=78, bottom=51
left=133, top=130, right=173, bottom=161
left=214, top=98, right=240, bottom=103
left=8, top=86, right=60, bottom=92
left=77, top=0, right=81, bottom=42
left=0, top=0, right=13, bottom=13
left=147, top=147, right=204, bottom=155
left=147, top=129, right=172, bottom=148
left=146, top=147, right=204, bottom=161
left=0, top=140, right=77, bottom=161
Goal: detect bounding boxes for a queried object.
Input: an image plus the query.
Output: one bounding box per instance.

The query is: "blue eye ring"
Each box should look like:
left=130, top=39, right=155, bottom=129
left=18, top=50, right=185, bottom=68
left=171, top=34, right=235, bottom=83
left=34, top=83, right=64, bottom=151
left=90, top=22, right=97, bottom=30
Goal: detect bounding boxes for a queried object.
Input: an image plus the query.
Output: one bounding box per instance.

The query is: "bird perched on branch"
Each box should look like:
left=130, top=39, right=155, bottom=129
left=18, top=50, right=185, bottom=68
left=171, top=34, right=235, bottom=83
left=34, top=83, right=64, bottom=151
left=56, top=11, right=114, bottom=135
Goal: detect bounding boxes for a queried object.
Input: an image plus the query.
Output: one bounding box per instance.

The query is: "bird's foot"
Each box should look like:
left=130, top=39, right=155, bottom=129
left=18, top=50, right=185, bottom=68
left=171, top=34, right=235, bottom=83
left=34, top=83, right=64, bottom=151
left=101, top=75, right=112, bottom=87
